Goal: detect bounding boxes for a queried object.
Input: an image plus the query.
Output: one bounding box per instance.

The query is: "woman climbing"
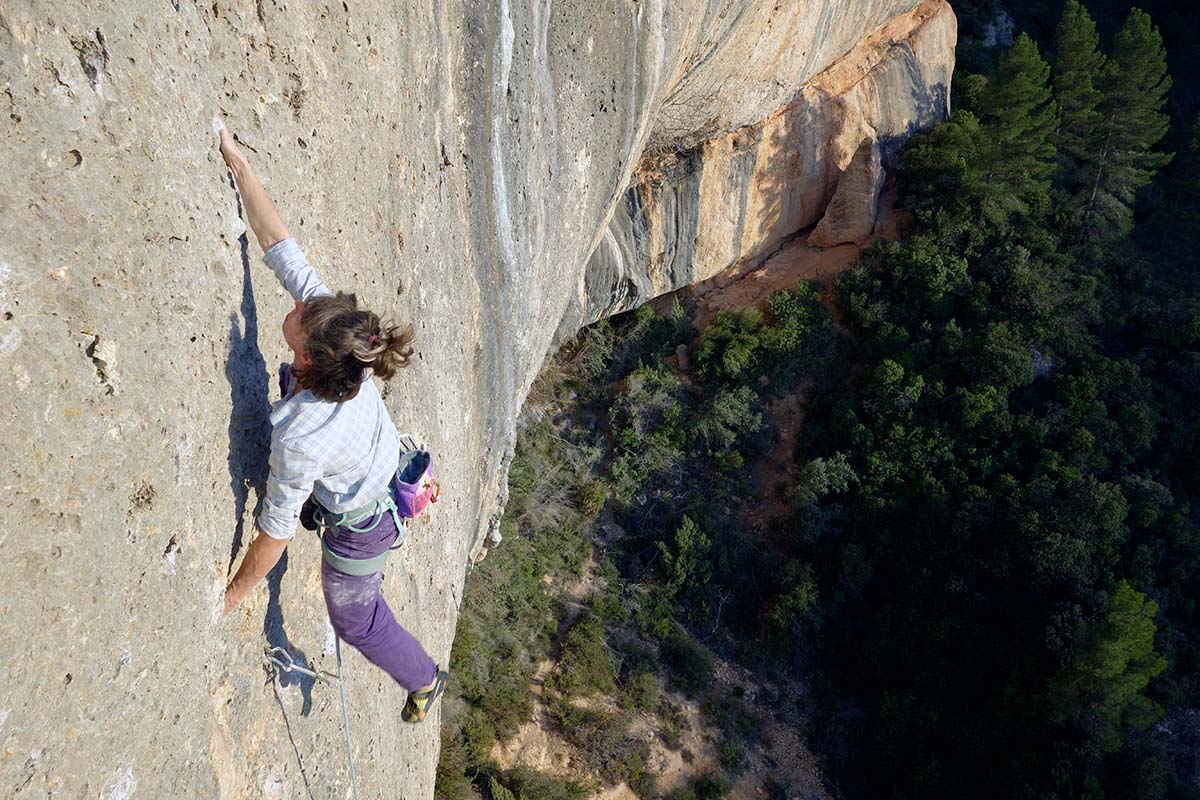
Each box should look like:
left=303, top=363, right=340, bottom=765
left=218, top=122, right=448, bottom=723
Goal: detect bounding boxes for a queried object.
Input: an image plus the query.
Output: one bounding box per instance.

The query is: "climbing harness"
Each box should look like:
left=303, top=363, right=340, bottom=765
left=313, top=490, right=407, bottom=576
left=264, top=642, right=361, bottom=800
left=311, top=434, right=440, bottom=576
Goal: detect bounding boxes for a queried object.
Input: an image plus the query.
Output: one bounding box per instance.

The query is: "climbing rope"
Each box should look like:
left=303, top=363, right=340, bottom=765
left=264, top=643, right=362, bottom=800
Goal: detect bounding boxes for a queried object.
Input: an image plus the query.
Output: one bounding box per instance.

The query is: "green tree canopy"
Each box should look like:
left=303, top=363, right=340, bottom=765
left=978, top=33, right=1058, bottom=224
left=693, top=385, right=762, bottom=452
left=658, top=516, right=713, bottom=599
left=1079, top=8, right=1174, bottom=240
left=1053, top=0, right=1106, bottom=189
left=1053, top=581, right=1168, bottom=752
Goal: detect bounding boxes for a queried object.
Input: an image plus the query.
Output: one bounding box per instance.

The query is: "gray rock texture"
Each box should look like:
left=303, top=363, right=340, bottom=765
left=571, top=0, right=956, bottom=326
left=0, top=1, right=953, bottom=798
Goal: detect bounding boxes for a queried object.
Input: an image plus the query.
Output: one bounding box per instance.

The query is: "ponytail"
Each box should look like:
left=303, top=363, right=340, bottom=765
left=297, top=292, right=416, bottom=402
left=352, top=321, right=415, bottom=380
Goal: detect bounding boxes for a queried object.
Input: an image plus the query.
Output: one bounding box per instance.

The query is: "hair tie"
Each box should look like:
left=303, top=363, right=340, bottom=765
left=367, top=334, right=379, bottom=346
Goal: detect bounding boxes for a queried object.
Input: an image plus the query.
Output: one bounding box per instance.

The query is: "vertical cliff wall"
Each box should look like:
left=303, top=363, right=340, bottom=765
left=572, top=0, right=955, bottom=328
left=0, top=2, right=953, bottom=797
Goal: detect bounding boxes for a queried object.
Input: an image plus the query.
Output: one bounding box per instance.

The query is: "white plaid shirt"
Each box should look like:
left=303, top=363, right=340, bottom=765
left=256, top=238, right=400, bottom=539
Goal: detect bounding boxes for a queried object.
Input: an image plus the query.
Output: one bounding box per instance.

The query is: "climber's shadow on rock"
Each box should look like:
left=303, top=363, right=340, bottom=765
left=265, top=549, right=316, bottom=716
left=223, top=214, right=315, bottom=716
left=225, top=231, right=271, bottom=575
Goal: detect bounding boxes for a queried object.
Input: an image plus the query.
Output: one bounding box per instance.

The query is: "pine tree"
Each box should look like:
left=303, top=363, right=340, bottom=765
left=1052, top=581, right=1167, bottom=753
left=1078, top=8, right=1174, bottom=240
left=1053, top=0, right=1106, bottom=185
left=978, top=33, right=1058, bottom=225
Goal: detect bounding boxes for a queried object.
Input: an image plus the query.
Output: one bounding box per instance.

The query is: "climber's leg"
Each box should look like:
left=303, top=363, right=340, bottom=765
left=321, top=562, right=436, bottom=692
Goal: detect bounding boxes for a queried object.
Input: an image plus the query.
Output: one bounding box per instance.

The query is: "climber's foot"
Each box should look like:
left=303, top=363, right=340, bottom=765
left=402, top=669, right=449, bottom=723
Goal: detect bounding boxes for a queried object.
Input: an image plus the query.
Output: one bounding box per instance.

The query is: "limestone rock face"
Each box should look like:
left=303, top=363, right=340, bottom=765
left=0, top=2, right=953, bottom=798
left=572, top=0, right=955, bottom=326
left=808, top=136, right=886, bottom=247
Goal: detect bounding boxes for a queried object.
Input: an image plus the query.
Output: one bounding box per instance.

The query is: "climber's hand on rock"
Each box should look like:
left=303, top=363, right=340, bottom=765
left=218, top=126, right=248, bottom=172
left=222, top=583, right=242, bottom=617
left=215, top=121, right=291, bottom=252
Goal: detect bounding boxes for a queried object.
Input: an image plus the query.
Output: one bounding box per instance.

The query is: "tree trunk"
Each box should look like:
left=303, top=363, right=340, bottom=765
left=1078, top=112, right=1116, bottom=241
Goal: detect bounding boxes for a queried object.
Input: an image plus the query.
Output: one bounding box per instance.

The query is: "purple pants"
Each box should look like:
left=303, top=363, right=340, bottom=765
left=320, top=509, right=435, bottom=692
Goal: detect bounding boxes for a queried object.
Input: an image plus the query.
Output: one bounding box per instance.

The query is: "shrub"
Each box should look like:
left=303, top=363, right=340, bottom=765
left=703, top=693, right=766, bottom=745
left=545, top=692, right=601, bottom=733
left=552, top=613, right=615, bottom=697
left=693, top=385, right=763, bottom=452
left=476, top=662, right=535, bottom=741
left=578, top=479, right=607, bottom=517
left=693, top=308, right=764, bottom=383
left=612, top=303, right=681, bottom=375
left=434, top=727, right=476, bottom=800
left=489, top=777, right=517, bottom=800
left=658, top=516, right=713, bottom=599
left=576, top=719, right=655, bottom=789
left=609, top=365, right=689, bottom=504
left=506, top=768, right=589, bottom=800
left=769, top=561, right=820, bottom=635
left=760, top=283, right=833, bottom=390
left=693, top=774, right=732, bottom=799
left=665, top=773, right=731, bottom=800
left=461, top=707, right=498, bottom=767
left=622, top=670, right=660, bottom=712
left=721, top=742, right=747, bottom=774
left=660, top=632, right=714, bottom=697
left=633, top=588, right=677, bottom=640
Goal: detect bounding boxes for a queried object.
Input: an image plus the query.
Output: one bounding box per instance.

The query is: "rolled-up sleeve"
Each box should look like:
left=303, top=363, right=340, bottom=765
left=257, top=437, right=322, bottom=540
left=263, top=237, right=334, bottom=301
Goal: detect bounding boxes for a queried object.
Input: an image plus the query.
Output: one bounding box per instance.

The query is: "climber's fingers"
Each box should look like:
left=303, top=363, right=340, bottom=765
left=216, top=122, right=246, bottom=170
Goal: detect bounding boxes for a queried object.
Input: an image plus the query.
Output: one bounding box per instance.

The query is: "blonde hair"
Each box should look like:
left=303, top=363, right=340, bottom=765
left=294, top=292, right=415, bottom=402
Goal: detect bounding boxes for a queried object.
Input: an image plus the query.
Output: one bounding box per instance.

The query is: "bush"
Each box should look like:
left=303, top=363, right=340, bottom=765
left=721, top=742, right=747, bottom=774
left=660, top=632, right=714, bottom=698
left=633, top=588, right=677, bottom=640
left=609, top=365, right=689, bottom=504
left=658, top=516, right=713, bottom=599
left=622, top=670, right=660, bottom=712
left=489, top=777, right=517, bottom=800
left=693, top=385, right=763, bottom=452
left=693, top=308, right=764, bottom=383
left=585, top=722, right=653, bottom=786
left=665, top=773, right=731, bottom=800
left=578, top=479, right=607, bottom=517
left=476, top=663, right=535, bottom=741
left=612, top=302, right=684, bottom=375
left=760, top=283, right=833, bottom=391
left=506, top=768, right=589, bottom=800
left=460, top=707, right=498, bottom=767
left=434, top=727, right=476, bottom=800
left=703, top=693, right=766, bottom=745
left=551, top=613, right=615, bottom=697
left=545, top=692, right=601, bottom=733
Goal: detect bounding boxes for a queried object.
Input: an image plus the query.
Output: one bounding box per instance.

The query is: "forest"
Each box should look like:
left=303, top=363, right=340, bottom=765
left=438, top=1, right=1200, bottom=798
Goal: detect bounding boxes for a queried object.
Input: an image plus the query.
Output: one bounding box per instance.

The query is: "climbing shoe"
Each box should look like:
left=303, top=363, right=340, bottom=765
left=401, top=669, right=450, bottom=723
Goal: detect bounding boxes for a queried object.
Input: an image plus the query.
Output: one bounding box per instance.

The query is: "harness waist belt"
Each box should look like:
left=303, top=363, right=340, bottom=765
left=315, top=490, right=407, bottom=576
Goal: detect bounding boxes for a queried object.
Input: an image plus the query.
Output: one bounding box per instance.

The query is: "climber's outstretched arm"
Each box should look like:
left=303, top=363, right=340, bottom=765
left=223, top=528, right=289, bottom=616
left=219, top=126, right=291, bottom=252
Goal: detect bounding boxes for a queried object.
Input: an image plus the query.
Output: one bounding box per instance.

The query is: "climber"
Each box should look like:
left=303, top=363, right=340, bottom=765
left=217, top=121, right=448, bottom=723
